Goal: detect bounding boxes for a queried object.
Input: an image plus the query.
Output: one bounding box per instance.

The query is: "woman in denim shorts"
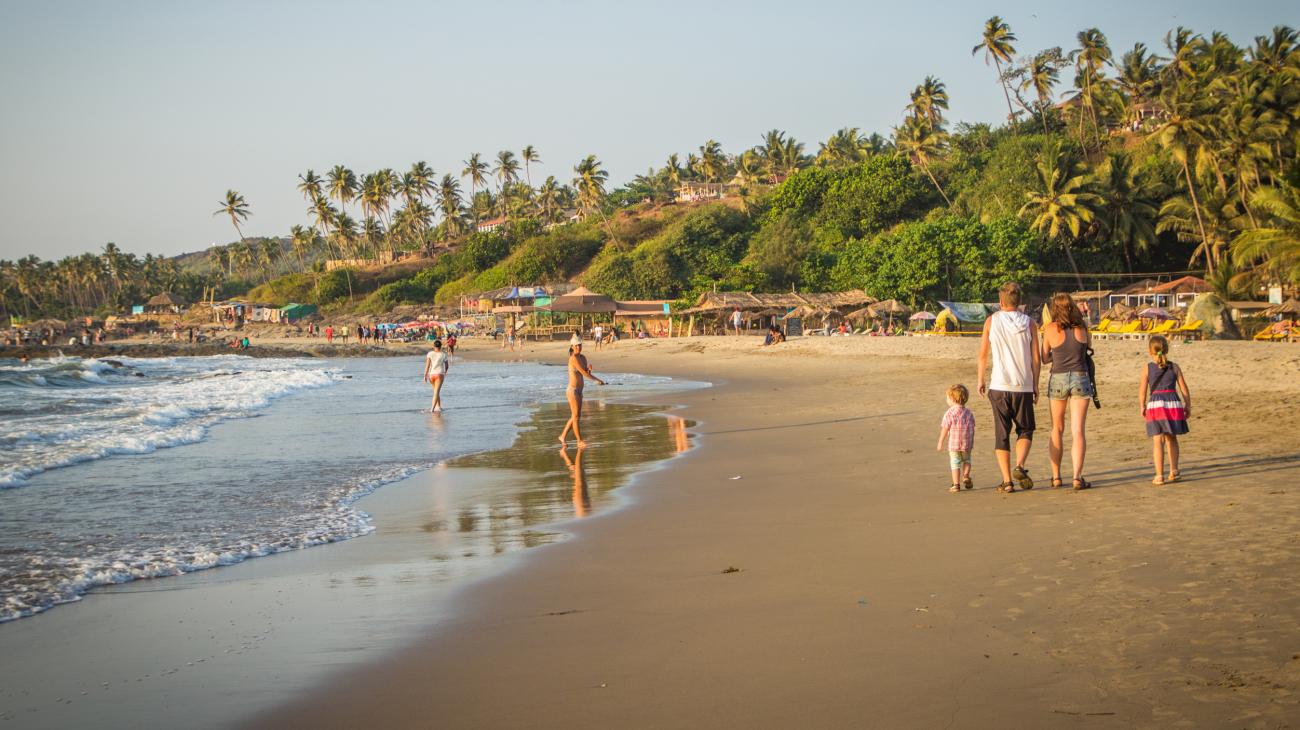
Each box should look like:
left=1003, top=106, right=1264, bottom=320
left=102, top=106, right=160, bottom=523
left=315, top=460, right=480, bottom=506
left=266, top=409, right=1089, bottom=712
left=1041, top=294, right=1094, bottom=490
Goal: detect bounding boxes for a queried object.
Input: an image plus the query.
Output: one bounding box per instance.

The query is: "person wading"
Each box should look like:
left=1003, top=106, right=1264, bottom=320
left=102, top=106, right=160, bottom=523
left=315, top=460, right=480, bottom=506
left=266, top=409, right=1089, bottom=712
left=977, top=282, right=1040, bottom=493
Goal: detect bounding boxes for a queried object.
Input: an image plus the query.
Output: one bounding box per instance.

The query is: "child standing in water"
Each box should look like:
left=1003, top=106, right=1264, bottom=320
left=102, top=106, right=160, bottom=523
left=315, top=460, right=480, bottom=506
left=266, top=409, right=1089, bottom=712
left=937, top=384, right=976, bottom=493
left=1140, top=335, right=1191, bottom=485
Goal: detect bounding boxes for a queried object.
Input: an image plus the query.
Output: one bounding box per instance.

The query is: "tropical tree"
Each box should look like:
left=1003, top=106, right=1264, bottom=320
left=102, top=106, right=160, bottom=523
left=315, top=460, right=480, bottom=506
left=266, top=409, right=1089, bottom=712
left=521, top=145, right=541, bottom=188
left=1072, top=28, right=1114, bottom=144
left=213, top=190, right=251, bottom=242
left=297, top=170, right=324, bottom=203
left=1019, top=144, right=1100, bottom=287
left=1092, top=151, right=1162, bottom=270
left=461, top=153, right=489, bottom=223
left=573, top=154, right=618, bottom=244
left=907, top=76, right=950, bottom=131
left=893, top=116, right=953, bottom=207
left=1232, top=182, right=1300, bottom=286
left=697, top=140, right=727, bottom=182
left=1148, top=82, right=1214, bottom=271
left=327, top=166, right=358, bottom=218
left=972, top=16, right=1019, bottom=124
left=436, top=174, right=468, bottom=239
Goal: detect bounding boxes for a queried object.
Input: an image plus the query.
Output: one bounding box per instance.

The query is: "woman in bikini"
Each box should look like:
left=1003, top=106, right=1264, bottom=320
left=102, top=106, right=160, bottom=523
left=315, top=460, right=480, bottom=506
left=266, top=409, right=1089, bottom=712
left=423, top=339, right=450, bottom=412
left=559, top=341, right=605, bottom=448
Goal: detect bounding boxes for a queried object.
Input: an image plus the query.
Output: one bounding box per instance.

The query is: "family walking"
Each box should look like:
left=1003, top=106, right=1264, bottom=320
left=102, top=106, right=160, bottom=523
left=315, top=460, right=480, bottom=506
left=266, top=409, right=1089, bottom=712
left=940, top=282, right=1192, bottom=493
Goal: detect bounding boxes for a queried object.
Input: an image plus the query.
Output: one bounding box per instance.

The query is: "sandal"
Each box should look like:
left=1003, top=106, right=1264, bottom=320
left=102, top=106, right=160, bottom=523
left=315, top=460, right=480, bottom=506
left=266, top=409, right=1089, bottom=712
left=1072, top=477, right=1092, bottom=491
left=962, top=477, right=974, bottom=490
left=948, top=484, right=961, bottom=493
left=1049, top=477, right=1064, bottom=489
left=1013, top=466, right=1034, bottom=490
left=996, top=481, right=1016, bottom=493
left=1152, top=475, right=1165, bottom=485
left=1168, top=470, right=1182, bottom=483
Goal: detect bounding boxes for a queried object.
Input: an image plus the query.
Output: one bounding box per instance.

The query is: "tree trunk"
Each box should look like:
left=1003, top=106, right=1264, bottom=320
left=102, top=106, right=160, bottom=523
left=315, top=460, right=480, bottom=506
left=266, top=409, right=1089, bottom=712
left=1062, top=238, right=1085, bottom=290
left=995, top=58, right=1017, bottom=129
left=921, top=162, right=954, bottom=209
left=1181, top=159, right=1213, bottom=275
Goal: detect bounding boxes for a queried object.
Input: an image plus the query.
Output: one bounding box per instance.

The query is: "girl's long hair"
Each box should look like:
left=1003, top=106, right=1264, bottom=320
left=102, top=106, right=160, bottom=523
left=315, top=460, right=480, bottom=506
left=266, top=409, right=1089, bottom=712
left=1049, top=293, right=1085, bottom=330
left=1149, top=335, right=1169, bottom=369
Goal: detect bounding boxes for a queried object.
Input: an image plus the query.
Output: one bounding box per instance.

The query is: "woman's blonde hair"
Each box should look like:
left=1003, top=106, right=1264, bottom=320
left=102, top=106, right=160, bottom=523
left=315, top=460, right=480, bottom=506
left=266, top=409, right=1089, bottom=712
left=1149, top=335, right=1170, bottom=368
left=946, top=383, right=969, bottom=405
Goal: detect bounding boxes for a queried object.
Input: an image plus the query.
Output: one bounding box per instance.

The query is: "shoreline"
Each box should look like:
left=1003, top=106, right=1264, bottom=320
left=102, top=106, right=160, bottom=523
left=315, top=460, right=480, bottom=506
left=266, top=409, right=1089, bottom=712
left=254, top=336, right=1300, bottom=728
left=0, top=354, right=702, bottom=729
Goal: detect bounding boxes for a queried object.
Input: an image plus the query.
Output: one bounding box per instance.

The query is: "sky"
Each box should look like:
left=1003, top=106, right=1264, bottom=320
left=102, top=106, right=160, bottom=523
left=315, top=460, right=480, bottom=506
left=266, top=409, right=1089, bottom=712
left=0, top=0, right=1295, bottom=261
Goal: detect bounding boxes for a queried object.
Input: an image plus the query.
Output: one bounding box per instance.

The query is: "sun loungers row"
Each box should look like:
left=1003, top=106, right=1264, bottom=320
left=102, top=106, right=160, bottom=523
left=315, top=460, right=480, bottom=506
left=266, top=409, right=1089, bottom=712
left=1252, top=323, right=1300, bottom=342
left=1089, top=318, right=1203, bottom=340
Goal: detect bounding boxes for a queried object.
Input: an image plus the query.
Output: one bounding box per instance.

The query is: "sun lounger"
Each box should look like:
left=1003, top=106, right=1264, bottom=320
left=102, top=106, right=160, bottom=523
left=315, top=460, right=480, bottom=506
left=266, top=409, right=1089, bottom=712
left=1090, top=318, right=1111, bottom=334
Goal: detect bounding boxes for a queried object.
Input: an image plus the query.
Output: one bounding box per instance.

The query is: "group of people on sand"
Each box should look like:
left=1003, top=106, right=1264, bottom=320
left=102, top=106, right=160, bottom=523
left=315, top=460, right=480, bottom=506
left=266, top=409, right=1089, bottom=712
left=938, top=282, right=1192, bottom=494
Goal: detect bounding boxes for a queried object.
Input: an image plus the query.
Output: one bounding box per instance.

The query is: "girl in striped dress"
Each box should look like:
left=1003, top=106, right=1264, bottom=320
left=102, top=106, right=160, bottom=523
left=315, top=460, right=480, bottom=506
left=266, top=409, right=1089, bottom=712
left=1140, top=335, right=1192, bottom=485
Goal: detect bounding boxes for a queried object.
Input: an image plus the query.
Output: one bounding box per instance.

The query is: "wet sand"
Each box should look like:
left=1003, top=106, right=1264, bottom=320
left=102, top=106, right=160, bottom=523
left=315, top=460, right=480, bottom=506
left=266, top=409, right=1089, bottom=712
left=254, top=335, right=1300, bottom=729
left=0, top=401, right=691, bottom=729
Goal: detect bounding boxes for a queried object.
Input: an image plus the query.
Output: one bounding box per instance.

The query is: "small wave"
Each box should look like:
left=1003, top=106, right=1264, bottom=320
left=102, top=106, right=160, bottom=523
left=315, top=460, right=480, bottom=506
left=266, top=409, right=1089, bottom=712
left=0, top=463, right=428, bottom=622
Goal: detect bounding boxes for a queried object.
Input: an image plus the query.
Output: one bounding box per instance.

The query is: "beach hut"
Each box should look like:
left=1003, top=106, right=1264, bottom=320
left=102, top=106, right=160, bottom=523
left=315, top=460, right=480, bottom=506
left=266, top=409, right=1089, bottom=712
left=868, top=299, right=910, bottom=328
left=614, top=300, right=673, bottom=337
left=1262, top=298, right=1300, bottom=319
left=545, top=286, right=617, bottom=337
left=279, top=303, right=317, bottom=322
left=145, top=292, right=187, bottom=314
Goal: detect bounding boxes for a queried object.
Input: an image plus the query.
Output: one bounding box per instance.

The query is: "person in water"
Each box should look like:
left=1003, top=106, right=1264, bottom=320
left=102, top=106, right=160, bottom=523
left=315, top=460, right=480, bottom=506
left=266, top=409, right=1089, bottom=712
left=423, top=339, right=450, bottom=412
left=559, top=339, right=605, bottom=448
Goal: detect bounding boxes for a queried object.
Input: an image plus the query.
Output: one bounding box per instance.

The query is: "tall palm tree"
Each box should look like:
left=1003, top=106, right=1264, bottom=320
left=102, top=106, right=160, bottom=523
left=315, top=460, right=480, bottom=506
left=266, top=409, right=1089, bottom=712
left=436, top=174, right=468, bottom=240
left=536, top=176, right=562, bottom=222
left=289, top=225, right=316, bottom=271
left=461, top=154, right=489, bottom=223
left=1159, top=181, right=1246, bottom=274
left=1072, top=28, right=1114, bottom=143
left=573, top=155, right=618, bottom=244
left=664, top=154, right=683, bottom=188
left=697, top=140, right=727, bottom=182
left=327, top=166, right=358, bottom=218
left=1149, top=83, right=1213, bottom=272
left=297, top=170, right=324, bottom=203
left=1022, top=50, right=1064, bottom=131
left=907, top=76, right=950, bottom=131
left=213, top=190, right=251, bottom=242
left=521, top=145, right=541, bottom=188
left=893, top=116, right=953, bottom=207
left=258, top=239, right=281, bottom=281
left=408, top=161, right=435, bottom=203
left=1019, top=144, right=1099, bottom=287
left=1232, top=182, right=1300, bottom=286
left=1116, top=43, right=1162, bottom=122
left=972, top=16, right=1019, bottom=124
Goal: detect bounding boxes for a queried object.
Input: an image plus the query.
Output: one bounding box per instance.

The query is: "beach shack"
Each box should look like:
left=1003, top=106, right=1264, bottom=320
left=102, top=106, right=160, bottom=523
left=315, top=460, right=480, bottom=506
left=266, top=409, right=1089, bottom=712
left=278, top=303, right=317, bottom=322
left=145, top=292, right=187, bottom=314
left=679, top=290, right=875, bottom=336
left=614, top=300, right=673, bottom=337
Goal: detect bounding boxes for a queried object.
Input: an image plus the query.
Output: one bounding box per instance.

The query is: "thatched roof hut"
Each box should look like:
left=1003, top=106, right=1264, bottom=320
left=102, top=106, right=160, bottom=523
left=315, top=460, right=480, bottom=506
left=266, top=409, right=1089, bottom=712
left=683, top=290, right=874, bottom=314
left=146, top=292, right=187, bottom=308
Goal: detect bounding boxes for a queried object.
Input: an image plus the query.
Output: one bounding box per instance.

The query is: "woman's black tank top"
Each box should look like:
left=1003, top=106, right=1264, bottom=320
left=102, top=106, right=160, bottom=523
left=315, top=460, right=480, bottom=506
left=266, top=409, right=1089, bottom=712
left=1048, top=325, right=1088, bottom=374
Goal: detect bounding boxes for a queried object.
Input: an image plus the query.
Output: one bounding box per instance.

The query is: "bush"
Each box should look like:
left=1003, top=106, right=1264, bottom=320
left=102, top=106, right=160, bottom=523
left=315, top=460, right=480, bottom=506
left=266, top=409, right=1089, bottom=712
left=764, top=156, right=935, bottom=241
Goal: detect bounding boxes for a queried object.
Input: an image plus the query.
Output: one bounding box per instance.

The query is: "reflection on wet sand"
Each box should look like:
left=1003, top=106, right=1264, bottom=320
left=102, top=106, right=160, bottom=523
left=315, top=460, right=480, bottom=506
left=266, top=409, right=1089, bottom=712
left=430, top=402, right=694, bottom=560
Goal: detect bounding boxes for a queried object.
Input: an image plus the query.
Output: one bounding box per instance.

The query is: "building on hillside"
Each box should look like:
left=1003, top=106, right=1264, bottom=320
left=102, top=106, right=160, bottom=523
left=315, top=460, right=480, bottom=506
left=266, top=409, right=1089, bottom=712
left=324, top=250, right=408, bottom=271
left=476, top=216, right=508, bottom=234
left=675, top=181, right=737, bottom=203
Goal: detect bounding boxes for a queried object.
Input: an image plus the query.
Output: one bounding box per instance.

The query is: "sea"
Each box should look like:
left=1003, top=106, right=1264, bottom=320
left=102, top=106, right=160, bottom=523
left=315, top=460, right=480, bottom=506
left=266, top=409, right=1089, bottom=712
left=0, top=352, right=697, bottom=624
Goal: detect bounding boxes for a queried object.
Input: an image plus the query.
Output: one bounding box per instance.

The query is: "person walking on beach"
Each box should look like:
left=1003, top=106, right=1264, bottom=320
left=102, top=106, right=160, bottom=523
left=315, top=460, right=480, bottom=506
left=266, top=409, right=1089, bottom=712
left=325, top=325, right=334, bottom=344
left=731, top=307, right=744, bottom=336
left=977, top=282, right=1040, bottom=493
left=559, top=338, right=606, bottom=448
left=936, top=384, right=975, bottom=493
left=1042, top=293, right=1094, bottom=490
left=423, top=339, right=450, bottom=412
left=1141, top=335, right=1191, bottom=485
left=593, top=323, right=604, bottom=350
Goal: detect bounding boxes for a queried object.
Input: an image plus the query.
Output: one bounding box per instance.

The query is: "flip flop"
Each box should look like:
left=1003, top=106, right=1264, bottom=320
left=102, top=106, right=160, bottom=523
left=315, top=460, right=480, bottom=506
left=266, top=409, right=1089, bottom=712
left=1152, top=476, right=1165, bottom=485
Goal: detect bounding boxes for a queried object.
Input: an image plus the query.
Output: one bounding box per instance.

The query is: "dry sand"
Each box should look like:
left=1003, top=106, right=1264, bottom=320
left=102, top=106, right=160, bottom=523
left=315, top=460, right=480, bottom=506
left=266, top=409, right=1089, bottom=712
left=252, top=335, right=1300, bottom=729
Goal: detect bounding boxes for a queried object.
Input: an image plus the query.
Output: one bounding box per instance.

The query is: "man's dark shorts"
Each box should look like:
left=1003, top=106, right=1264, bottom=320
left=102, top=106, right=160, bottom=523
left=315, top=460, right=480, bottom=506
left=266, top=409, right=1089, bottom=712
left=989, top=390, right=1035, bottom=451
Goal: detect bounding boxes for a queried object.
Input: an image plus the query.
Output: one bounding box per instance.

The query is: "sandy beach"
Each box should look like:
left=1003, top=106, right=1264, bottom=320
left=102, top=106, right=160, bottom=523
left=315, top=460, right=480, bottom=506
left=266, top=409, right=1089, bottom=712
left=242, top=335, right=1300, bottom=728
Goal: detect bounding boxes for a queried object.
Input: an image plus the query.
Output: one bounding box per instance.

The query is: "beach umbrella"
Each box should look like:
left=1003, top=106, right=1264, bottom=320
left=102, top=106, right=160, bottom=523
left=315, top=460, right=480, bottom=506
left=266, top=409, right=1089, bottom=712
left=1137, top=307, right=1174, bottom=320
left=845, top=306, right=875, bottom=323
left=868, top=298, right=910, bottom=327
left=545, top=286, right=616, bottom=314
left=909, top=311, right=936, bottom=321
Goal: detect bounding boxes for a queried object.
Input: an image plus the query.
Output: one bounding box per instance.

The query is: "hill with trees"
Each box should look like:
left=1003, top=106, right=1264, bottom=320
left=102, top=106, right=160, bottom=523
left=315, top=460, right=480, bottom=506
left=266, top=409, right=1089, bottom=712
left=4, top=19, right=1299, bottom=322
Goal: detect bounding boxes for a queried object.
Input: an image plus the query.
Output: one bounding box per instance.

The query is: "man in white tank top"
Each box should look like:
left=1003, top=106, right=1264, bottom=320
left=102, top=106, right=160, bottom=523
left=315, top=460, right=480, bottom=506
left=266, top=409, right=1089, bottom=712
left=977, top=282, right=1040, bottom=492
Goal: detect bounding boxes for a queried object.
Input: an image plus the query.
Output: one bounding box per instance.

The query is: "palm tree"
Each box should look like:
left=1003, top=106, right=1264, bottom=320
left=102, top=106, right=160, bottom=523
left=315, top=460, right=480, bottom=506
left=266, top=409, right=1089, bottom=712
left=1022, top=50, right=1064, bottom=131
left=972, top=16, right=1019, bottom=124
left=1092, top=152, right=1162, bottom=270
left=521, top=145, right=541, bottom=188
left=1232, top=182, right=1300, bottom=286
left=664, top=154, right=683, bottom=188
left=1116, top=43, right=1162, bottom=123
left=573, top=154, right=618, bottom=244
left=211, top=247, right=231, bottom=278
left=1072, top=28, right=1114, bottom=143
left=1149, top=83, right=1213, bottom=272
left=893, top=116, right=953, bottom=207
left=258, top=239, right=281, bottom=280
left=297, top=170, right=324, bottom=203
left=436, top=174, right=468, bottom=239
left=697, top=140, right=727, bottom=182
left=213, top=190, right=251, bottom=242
left=461, top=154, right=489, bottom=223
left=1019, top=144, right=1100, bottom=287
left=289, top=225, right=316, bottom=271
left=907, top=76, right=949, bottom=131
left=536, top=176, right=563, bottom=222
left=327, top=166, right=358, bottom=218
left=1159, top=182, right=1246, bottom=274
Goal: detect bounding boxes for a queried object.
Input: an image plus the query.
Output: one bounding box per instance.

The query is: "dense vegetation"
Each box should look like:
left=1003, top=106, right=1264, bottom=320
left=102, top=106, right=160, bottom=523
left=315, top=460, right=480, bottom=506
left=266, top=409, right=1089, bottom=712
left=5, top=19, right=1300, bottom=321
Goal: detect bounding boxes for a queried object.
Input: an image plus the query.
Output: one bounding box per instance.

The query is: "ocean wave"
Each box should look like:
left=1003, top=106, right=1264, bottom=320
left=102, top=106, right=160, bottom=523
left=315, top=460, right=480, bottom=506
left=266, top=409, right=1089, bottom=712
left=0, top=462, right=429, bottom=623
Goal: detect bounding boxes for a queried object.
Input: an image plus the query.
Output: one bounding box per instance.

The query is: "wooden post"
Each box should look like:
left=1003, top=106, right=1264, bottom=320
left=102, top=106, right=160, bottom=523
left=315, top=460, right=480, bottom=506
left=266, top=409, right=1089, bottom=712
left=687, top=315, right=695, bottom=338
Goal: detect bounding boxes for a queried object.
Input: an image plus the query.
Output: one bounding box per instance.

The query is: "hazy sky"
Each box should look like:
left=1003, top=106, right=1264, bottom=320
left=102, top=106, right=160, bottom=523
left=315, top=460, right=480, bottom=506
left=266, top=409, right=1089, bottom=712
left=0, top=0, right=1294, bottom=260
